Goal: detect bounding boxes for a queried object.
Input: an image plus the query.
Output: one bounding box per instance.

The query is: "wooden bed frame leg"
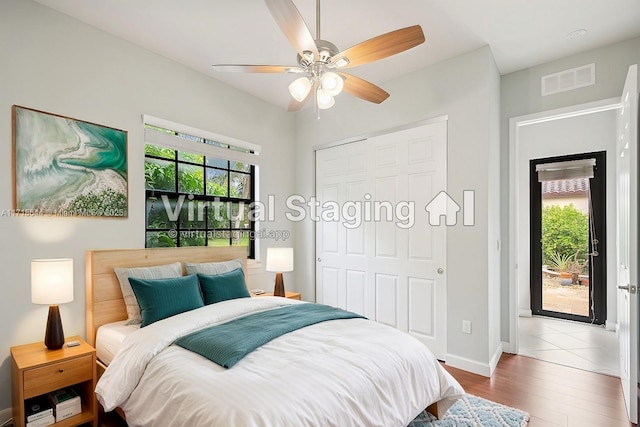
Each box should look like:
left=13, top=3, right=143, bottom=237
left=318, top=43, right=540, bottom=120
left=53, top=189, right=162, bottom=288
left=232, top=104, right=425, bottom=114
left=426, top=402, right=439, bottom=418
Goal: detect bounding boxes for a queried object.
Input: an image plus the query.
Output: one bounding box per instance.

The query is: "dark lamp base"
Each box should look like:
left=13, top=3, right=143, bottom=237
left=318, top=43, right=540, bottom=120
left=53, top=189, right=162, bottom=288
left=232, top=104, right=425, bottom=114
left=44, top=305, right=65, bottom=350
left=273, top=272, right=285, bottom=297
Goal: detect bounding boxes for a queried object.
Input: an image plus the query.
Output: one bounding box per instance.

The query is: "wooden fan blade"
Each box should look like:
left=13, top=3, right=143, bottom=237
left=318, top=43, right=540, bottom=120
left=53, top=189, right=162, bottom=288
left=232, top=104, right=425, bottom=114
left=288, top=81, right=317, bottom=111
left=332, top=25, right=425, bottom=68
left=338, top=72, right=390, bottom=104
left=265, top=0, right=319, bottom=61
left=212, top=64, right=303, bottom=73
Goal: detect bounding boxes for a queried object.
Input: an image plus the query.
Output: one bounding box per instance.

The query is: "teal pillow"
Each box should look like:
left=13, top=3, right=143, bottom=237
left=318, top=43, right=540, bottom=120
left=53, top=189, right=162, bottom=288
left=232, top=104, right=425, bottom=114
left=128, top=275, right=204, bottom=327
left=197, top=268, right=251, bottom=305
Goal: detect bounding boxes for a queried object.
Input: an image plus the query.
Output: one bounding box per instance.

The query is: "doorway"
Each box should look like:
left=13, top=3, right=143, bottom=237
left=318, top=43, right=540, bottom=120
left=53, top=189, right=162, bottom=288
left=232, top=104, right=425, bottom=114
left=509, top=93, right=636, bottom=422
left=529, top=151, right=607, bottom=324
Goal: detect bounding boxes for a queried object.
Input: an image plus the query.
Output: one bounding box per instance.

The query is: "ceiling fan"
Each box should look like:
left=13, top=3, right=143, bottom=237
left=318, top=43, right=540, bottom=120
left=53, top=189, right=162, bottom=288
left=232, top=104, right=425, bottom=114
left=212, top=0, right=426, bottom=112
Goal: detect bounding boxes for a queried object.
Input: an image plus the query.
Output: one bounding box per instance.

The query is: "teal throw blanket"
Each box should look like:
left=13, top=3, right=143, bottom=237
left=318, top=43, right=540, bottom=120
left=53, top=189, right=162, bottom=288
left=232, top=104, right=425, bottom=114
left=175, top=303, right=365, bottom=368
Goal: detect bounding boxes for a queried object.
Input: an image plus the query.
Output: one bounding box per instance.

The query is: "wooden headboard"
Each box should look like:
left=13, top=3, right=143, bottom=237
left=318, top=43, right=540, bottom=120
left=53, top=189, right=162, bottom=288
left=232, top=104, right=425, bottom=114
left=85, top=247, right=248, bottom=346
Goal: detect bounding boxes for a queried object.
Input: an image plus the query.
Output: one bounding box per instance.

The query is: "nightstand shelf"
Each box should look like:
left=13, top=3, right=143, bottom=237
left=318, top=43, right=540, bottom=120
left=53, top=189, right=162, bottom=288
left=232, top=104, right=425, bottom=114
left=11, top=336, right=97, bottom=427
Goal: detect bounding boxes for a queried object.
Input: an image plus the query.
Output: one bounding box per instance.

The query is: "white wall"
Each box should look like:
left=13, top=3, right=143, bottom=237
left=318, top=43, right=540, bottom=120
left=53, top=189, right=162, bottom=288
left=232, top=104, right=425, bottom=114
left=293, top=46, right=502, bottom=375
left=515, top=110, right=618, bottom=324
left=0, top=0, right=296, bottom=413
left=501, top=36, right=640, bottom=342
left=487, top=49, right=502, bottom=368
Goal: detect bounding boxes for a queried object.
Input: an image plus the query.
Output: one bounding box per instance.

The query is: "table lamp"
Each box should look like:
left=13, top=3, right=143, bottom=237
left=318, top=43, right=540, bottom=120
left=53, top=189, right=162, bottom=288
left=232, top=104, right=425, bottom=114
left=31, top=259, right=74, bottom=350
left=266, top=248, right=293, bottom=297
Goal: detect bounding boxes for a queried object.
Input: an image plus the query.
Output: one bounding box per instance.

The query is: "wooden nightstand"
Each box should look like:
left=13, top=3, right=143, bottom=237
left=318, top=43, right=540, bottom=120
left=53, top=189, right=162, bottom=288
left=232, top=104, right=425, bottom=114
left=11, top=336, right=97, bottom=427
left=254, top=291, right=301, bottom=300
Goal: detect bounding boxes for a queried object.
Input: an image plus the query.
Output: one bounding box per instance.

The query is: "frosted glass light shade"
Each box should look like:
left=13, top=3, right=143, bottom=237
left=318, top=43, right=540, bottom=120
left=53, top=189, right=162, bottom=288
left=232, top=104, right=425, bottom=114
left=288, top=77, right=312, bottom=102
left=316, top=88, right=335, bottom=110
left=321, top=72, right=344, bottom=96
left=266, top=248, right=294, bottom=272
left=31, top=259, right=74, bottom=305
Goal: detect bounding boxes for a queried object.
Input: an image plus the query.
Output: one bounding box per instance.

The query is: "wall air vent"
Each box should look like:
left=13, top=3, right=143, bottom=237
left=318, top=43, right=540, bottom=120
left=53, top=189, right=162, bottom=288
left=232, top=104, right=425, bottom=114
left=541, top=63, right=595, bottom=96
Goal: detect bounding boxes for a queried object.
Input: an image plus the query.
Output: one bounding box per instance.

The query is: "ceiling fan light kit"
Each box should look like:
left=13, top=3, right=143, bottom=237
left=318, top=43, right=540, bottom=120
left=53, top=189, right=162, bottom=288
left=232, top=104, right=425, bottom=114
left=212, top=0, right=426, bottom=113
left=289, top=76, right=312, bottom=102
left=316, top=88, right=336, bottom=109
left=321, top=72, right=344, bottom=96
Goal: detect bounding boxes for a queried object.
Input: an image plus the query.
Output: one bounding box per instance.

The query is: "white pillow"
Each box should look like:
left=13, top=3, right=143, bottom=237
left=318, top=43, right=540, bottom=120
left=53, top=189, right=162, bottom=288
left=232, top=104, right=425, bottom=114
left=184, top=259, right=243, bottom=276
left=114, top=262, right=183, bottom=324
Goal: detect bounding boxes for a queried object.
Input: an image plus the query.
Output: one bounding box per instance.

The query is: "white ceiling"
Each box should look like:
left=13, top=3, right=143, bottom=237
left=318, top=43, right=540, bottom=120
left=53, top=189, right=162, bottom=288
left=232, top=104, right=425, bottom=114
left=35, top=0, right=640, bottom=110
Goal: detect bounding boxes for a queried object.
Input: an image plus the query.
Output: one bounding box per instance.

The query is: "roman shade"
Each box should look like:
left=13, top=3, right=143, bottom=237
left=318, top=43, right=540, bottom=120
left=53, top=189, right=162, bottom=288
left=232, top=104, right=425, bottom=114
left=535, top=158, right=595, bottom=182
left=143, top=114, right=260, bottom=166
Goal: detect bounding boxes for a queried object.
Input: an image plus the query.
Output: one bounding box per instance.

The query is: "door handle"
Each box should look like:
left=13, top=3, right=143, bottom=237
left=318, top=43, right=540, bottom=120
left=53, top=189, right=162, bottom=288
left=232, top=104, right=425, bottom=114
left=317, top=257, right=322, bottom=262
left=437, top=268, right=444, bottom=275
left=618, top=284, right=638, bottom=294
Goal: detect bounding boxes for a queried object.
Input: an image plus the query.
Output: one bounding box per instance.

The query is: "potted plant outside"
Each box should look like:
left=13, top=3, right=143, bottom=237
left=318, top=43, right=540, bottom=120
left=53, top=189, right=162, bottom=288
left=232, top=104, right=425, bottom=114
left=566, top=250, right=589, bottom=285
left=548, top=251, right=573, bottom=280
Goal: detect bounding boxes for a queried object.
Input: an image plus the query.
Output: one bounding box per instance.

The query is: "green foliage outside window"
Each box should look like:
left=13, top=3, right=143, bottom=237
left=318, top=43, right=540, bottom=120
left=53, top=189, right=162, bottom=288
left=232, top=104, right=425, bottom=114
left=144, top=141, right=254, bottom=255
left=541, top=204, right=589, bottom=270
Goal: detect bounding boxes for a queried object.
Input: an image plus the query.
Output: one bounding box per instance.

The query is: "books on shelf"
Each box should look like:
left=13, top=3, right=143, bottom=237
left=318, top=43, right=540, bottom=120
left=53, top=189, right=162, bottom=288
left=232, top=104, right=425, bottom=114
left=26, top=414, right=55, bottom=427
left=24, top=387, right=82, bottom=426
left=48, top=387, right=82, bottom=422
left=25, top=394, right=53, bottom=423
left=25, top=394, right=54, bottom=426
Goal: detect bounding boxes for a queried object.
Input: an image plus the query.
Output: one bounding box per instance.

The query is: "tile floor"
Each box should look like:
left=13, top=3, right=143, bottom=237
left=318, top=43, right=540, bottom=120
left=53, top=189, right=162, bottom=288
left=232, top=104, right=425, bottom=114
left=518, top=315, right=620, bottom=377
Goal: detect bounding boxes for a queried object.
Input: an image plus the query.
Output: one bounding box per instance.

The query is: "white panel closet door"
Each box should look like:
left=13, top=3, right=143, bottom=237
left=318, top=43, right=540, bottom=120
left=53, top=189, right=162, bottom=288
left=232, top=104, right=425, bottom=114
left=315, top=121, right=448, bottom=360
left=367, top=121, right=447, bottom=359
left=315, top=140, right=369, bottom=314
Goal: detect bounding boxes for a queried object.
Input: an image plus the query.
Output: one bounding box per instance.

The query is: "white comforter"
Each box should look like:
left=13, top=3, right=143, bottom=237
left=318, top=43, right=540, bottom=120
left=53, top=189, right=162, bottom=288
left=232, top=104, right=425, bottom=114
left=96, top=297, right=464, bottom=427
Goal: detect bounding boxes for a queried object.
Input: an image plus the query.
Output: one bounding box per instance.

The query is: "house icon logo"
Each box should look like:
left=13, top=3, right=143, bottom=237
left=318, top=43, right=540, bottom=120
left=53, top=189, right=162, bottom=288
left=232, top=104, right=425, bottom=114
left=425, top=190, right=475, bottom=226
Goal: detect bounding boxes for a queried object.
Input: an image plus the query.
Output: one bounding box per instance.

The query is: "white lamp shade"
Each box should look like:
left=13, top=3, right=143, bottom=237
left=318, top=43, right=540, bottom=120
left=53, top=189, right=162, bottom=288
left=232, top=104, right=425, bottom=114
left=31, top=259, right=74, bottom=305
left=266, top=248, right=294, bottom=272
left=316, top=88, right=335, bottom=110
left=289, top=77, right=312, bottom=102
left=321, top=72, right=344, bottom=96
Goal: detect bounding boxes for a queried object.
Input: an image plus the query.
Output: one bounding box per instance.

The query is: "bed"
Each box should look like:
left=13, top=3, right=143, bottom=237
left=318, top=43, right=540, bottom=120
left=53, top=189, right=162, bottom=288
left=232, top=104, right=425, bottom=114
left=86, top=247, right=464, bottom=427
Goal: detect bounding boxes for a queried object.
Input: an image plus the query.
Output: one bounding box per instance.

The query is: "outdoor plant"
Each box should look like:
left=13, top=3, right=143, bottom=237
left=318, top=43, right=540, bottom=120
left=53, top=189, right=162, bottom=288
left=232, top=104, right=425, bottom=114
left=541, top=204, right=589, bottom=267
left=548, top=249, right=589, bottom=285
left=548, top=251, right=572, bottom=273
left=567, top=250, right=589, bottom=284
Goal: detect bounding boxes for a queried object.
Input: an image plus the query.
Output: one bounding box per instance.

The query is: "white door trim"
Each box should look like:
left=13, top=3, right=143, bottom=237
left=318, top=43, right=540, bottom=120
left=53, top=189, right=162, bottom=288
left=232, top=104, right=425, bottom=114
left=507, top=97, right=621, bottom=354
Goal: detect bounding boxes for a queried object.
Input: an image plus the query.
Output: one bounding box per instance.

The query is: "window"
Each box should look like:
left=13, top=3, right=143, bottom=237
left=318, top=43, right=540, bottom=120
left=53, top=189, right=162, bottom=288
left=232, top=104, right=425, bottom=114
left=143, top=118, right=259, bottom=258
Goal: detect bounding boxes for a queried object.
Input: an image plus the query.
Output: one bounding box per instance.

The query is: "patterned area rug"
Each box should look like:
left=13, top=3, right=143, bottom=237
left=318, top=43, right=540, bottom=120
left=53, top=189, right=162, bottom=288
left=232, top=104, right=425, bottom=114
left=409, top=394, right=530, bottom=427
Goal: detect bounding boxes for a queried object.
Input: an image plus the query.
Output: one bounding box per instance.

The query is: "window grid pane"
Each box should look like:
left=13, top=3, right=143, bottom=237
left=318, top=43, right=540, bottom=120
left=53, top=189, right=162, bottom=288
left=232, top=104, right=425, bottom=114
left=144, top=139, right=255, bottom=258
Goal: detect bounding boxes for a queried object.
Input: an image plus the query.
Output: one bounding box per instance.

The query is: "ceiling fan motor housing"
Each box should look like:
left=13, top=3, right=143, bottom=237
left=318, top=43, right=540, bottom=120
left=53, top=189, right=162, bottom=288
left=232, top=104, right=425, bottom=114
left=298, top=39, right=339, bottom=67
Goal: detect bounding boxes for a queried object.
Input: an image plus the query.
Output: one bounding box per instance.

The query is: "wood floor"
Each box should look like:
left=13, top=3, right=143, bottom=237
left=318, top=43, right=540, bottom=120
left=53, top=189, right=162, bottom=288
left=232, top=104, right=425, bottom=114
left=97, top=354, right=634, bottom=427
left=443, top=353, right=634, bottom=427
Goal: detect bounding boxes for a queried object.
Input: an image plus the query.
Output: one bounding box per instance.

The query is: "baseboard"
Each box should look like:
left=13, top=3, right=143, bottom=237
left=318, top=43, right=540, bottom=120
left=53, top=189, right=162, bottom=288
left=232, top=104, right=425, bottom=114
left=518, top=308, right=532, bottom=317
left=502, top=340, right=516, bottom=354
left=605, top=320, right=616, bottom=331
left=489, top=344, right=502, bottom=376
left=445, top=353, right=493, bottom=377
left=0, top=407, right=12, bottom=425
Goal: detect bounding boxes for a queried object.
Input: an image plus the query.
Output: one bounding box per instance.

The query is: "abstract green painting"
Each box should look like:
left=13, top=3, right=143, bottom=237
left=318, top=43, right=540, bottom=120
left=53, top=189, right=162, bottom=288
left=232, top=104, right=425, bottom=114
left=12, top=105, right=128, bottom=217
